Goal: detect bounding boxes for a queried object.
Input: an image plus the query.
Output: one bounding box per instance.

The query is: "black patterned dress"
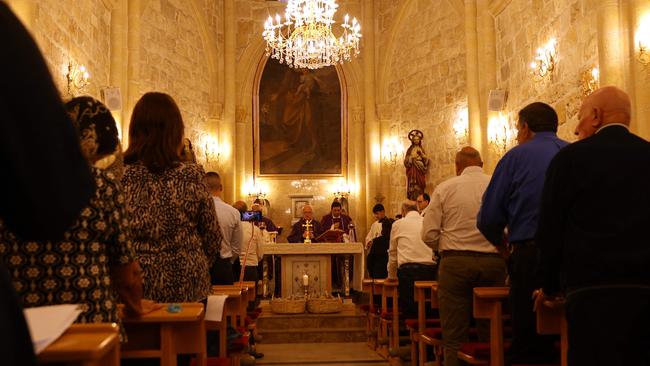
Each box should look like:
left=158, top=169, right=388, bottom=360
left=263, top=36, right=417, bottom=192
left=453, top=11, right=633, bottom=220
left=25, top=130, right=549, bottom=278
left=121, top=162, right=221, bottom=302
left=0, top=168, right=134, bottom=324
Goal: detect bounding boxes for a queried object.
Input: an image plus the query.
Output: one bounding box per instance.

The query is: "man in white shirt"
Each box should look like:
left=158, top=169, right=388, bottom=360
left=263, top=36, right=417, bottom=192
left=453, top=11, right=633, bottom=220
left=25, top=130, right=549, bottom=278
left=387, top=200, right=437, bottom=323
left=421, top=147, right=506, bottom=366
left=205, top=172, right=242, bottom=285
left=364, top=203, right=386, bottom=250
left=233, top=201, right=263, bottom=283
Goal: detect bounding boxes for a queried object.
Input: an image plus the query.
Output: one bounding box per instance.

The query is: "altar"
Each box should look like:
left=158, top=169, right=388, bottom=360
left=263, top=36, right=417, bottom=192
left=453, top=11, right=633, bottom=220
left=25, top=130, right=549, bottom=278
left=263, top=242, right=365, bottom=298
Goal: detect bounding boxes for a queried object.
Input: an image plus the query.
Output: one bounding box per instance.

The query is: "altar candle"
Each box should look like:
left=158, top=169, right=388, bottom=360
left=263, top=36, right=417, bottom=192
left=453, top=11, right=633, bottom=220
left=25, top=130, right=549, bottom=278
left=302, top=273, right=309, bottom=287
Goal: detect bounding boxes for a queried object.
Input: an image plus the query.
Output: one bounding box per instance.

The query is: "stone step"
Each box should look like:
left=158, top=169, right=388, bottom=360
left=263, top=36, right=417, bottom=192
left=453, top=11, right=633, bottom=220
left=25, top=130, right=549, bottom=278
left=255, top=342, right=387, bottom=365
left=260, top=327, right=367, bottom=343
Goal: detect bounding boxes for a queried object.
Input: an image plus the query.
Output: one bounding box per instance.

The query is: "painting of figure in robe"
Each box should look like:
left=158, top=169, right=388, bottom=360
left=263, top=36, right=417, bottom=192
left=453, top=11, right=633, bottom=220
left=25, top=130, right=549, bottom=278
left=257, top=58, right=344, bottom=175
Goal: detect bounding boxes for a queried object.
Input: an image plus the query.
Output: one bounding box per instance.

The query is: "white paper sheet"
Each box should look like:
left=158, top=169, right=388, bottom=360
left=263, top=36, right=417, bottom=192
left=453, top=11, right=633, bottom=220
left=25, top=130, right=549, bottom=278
left=205, top=295, right=228, bottom=322
left=23, top=304, right=82, bottom=354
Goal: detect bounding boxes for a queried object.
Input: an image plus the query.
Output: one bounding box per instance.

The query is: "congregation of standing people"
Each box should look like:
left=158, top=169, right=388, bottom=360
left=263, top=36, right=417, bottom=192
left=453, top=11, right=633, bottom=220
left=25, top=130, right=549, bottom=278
left=1, top=2, right=649, bottom=366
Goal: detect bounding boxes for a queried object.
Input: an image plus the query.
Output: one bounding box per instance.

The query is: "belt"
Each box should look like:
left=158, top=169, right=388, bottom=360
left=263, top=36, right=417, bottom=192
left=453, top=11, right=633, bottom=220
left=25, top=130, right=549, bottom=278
left=441, top=250, right=501, bottom=258
left=399, top=263, right=435, bottom=269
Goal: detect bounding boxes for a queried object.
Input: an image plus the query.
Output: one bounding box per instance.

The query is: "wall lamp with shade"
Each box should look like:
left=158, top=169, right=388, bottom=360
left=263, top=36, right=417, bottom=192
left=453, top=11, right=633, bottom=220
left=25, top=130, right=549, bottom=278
left=530, top=38, right=557, bottom=81
left=381, top=136, right=404, bottom=167
left=581, top=67, right=600, bottom=97
left=66, top=61, right=90, bottom=96
left=488, top=113, right=513, bottom=156
left=197, top=133, right=221, bottom=166
left=453, top=106, right=469, bottom=144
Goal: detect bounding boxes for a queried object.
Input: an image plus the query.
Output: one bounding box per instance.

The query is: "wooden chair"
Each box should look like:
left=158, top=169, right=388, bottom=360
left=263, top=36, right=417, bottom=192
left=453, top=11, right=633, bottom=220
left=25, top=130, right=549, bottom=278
left=418, top=282, right=443, bottom=366
left=38, top=323, right=120, bottom=366
left=212, top=285, right=249, bottom=328
left=120, top=302, right=207, bottom=366
left=466, top=287, right=509, bottom=366
left=536, top=296, right=567, bottom=366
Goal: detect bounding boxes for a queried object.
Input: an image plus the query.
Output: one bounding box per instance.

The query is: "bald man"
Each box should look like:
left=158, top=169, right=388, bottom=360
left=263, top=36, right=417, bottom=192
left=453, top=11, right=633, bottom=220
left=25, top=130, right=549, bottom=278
left=422, top=147, right=506, bottom=366
left=536, top=86, right=650, bottom=365
left=287, top=205, right=324, bottom=243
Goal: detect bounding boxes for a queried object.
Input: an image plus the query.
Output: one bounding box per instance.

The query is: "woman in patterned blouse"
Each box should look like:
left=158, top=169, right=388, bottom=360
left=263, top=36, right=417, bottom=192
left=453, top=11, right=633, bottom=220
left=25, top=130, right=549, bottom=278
left=122, top=92, right=222, bottom=303
left=0, top=97, right=146, bottom=324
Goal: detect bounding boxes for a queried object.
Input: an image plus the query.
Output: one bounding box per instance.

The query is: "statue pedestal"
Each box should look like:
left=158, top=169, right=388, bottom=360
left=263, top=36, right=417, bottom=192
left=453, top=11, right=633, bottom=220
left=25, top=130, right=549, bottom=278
left=263, top=243, right=364, bottom=298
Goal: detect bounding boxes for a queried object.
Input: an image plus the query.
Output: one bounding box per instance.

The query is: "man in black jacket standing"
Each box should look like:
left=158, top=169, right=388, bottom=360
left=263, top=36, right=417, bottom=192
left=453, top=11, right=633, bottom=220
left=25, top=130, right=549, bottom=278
left=536, top=86, right=650, bottom=365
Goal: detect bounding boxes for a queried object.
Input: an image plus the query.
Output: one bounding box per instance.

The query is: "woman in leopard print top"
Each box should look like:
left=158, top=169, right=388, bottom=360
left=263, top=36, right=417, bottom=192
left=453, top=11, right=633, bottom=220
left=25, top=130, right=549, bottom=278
left=122, top=92, right=222, bottom=302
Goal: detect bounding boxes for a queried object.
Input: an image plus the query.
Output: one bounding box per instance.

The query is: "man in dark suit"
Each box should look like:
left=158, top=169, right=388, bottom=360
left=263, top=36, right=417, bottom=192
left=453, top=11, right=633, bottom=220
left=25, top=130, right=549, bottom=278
left=536, top=86, right=650, bottom=365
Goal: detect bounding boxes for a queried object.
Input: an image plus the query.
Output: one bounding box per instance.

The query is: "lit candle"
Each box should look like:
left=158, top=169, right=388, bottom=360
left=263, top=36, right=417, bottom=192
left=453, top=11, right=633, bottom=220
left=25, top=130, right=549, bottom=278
left=302, top=273, right=309, bottom=287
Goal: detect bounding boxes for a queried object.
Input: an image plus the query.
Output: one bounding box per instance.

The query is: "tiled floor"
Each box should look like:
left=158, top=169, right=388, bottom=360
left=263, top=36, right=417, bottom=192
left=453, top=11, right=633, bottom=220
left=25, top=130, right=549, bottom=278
left=255, top=342, right=388, bottom=365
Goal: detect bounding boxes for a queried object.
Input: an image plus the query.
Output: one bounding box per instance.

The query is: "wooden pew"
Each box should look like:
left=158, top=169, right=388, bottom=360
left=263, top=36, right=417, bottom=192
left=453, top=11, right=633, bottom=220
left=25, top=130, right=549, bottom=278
left=536, top=297, right=567, bottom=366
left=361, top=279, right=377, bottom=350
left=38, top=323, right=120, bottom=366
left=471, top=287, right=509, bottom=366
left=210, top=287, right=248, bottom=366
left=212, top=285, right=248, bottom=328
left=120, top=302, right=206, bottom=366
left=418, top=282, right=442, bottom=366
left=379, top=279, right=399, bottom=360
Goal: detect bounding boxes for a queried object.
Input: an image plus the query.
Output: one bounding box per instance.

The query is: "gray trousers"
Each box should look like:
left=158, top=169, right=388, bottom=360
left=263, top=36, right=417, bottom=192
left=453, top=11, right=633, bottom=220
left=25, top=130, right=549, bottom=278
left=438, top=252, right=507, bottom=366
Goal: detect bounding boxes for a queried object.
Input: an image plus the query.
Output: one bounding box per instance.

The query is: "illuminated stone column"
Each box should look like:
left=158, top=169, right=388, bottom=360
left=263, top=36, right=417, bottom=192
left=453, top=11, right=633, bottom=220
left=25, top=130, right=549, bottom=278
left=109, top=0, right=129, bottom=144
left=363, top=0, right=380, bottom=230
left=126, top=0, right=142, bottom=148
left=464, top=0, right=483, bottom=159
left=630, top=0, right=650, bottom=139
left=477, top=0, right=497, bottom=170
left=598, top=0, right=626, bottom=88
left=223, top=0, right=237, bottom=202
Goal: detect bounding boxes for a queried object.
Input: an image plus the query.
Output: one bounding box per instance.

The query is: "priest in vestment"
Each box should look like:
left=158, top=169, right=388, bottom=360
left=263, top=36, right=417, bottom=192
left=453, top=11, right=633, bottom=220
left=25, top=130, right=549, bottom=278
left=321, top=201, right=356, bottom=293
left=287, top=204, right=323, bottom=243
left=320, top=201, right=353, bottom=232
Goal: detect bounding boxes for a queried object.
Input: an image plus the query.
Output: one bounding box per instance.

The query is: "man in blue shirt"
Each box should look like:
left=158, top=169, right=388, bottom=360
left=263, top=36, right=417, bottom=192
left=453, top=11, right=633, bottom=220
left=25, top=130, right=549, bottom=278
left=477, top=102, right=568, bottom=364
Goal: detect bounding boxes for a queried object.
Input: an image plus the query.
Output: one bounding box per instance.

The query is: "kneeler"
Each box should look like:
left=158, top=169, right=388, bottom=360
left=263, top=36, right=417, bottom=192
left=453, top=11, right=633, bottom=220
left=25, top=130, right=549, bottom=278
left=405, top=281, right=440, bottom=366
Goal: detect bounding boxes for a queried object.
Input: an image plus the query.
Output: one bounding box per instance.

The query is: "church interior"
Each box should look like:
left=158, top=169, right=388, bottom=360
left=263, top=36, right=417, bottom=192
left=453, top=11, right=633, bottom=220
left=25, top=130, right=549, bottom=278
left=2, top=0, right=650, bottom=365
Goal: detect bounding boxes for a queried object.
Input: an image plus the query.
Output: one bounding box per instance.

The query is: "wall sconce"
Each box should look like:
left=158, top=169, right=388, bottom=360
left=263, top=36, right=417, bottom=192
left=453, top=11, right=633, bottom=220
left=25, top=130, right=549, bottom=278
left=66, top=61, right=90, bottom=96
left=636, top=15, right=650, bottom=66
left=382, top=136, right=404, bottom=167
left=581, top=67, right=600, bottom=97
left=453, top=107, right=469, bottom=144
left=245, top=180, right=269, bottom=200
left=488, top=113, right=513, bottom=156
left=332, top=180, right=351, bottom=199
left=530, top=38, right=557, bottom=81
left=198, top=133, right=221, bottom=166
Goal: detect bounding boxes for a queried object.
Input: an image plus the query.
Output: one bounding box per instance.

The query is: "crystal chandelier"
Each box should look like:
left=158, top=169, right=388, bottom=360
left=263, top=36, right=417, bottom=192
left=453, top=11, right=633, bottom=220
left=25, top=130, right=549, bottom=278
left=262, top=0, right=362, bottom=70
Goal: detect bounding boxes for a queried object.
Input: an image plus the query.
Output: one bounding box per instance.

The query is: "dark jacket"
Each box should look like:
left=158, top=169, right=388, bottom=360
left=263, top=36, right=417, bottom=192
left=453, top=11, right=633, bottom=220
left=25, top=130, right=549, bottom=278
left=367, top=235, right=389, bottom=279
left=537, top=125, right=650, bottom=293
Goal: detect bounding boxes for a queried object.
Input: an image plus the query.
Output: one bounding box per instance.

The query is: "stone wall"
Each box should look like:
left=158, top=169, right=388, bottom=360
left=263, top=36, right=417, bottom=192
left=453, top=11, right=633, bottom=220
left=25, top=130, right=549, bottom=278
left=29, top=0, right=112, bottom=100
left=137, top=0, right=213, bottom=143
left=495, top=0, right=599, bottom=147
left=382, top=0, right=466, bottom=215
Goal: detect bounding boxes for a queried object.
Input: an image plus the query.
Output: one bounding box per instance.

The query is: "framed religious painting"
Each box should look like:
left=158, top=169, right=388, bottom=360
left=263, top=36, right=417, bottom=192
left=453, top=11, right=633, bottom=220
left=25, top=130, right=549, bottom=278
left=254, top=57, right=348, bottom=177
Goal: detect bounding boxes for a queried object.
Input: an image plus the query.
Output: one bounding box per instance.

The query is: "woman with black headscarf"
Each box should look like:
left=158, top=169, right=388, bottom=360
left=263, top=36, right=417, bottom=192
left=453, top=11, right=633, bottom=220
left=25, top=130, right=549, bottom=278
left=0, top=97, right=152, bottom=331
